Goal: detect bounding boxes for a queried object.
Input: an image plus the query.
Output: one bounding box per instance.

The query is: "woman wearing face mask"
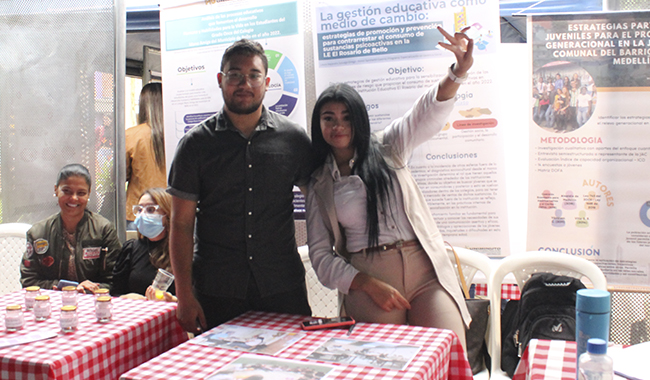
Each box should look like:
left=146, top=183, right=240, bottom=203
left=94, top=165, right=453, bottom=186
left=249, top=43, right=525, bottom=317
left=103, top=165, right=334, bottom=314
left=111, top=188, right=176, bottom=301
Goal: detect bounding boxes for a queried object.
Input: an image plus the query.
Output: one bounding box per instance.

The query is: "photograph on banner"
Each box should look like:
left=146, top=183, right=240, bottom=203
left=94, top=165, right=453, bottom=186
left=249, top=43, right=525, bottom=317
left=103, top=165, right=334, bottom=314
left=205, top=354, right=335, bottom=380
left=312, top=0, right=510, bottom=255
left=190, top=325, right=305, bottom=355
left=527, top=12, right=650, bottom=286
left=306, top=337, right=421, bottom=370
left=160, top=0, right=307, bottom=169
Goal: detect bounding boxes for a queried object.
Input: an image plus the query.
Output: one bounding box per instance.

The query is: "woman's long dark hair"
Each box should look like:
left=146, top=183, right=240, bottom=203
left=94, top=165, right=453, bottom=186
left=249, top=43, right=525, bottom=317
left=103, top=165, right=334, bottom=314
left=311, top=83, right=394, bottom=249
left=138, top=82, right=165, bottom=171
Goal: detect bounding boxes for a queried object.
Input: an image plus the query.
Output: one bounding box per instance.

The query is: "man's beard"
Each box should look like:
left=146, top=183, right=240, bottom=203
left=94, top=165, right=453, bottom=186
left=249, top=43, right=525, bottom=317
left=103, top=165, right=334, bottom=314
left=224, top=94, right=263, bottom=115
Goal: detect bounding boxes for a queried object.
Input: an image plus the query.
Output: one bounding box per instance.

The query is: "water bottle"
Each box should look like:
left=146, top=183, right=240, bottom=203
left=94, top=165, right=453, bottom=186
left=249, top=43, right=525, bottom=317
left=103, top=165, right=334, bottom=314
left=578, top=338, right=613, bottom=380
left=576, top=288, right=610, bottom=377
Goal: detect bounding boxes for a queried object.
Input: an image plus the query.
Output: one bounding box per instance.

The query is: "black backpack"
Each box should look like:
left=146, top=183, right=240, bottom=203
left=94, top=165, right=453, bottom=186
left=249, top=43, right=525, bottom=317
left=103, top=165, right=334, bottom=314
left=501, top=272, right=586, bottom=377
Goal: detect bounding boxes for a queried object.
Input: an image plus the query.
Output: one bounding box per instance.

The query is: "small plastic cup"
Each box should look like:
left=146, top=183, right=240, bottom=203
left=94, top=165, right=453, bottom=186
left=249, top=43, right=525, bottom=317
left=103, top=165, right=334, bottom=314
left=151, top=269, right=174, bottom=300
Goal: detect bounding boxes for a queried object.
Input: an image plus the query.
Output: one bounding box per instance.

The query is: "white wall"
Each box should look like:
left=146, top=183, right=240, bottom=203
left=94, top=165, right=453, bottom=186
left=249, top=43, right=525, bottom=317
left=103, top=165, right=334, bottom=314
left=497, top=42, right=530, bottom=255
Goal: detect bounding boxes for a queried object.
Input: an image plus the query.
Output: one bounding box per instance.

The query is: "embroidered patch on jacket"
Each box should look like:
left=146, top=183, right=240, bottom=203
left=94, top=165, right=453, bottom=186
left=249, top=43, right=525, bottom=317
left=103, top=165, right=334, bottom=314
left=83, top=247, right=101, bottom=260
left=34, top=239, right=49, bottom=254
left=42, top=256, right=54, bottom=267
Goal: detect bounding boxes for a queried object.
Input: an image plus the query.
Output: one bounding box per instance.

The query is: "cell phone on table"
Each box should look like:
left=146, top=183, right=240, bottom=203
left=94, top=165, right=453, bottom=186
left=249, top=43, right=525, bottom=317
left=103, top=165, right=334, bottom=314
left=301, top=316, right=355, bottom=331
left=57, top=279, right=79, bottom=289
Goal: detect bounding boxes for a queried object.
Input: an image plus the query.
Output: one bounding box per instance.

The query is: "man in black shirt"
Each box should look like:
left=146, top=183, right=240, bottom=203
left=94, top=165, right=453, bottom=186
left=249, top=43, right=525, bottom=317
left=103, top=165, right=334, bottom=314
left=167, top=39, right=312, bottom=333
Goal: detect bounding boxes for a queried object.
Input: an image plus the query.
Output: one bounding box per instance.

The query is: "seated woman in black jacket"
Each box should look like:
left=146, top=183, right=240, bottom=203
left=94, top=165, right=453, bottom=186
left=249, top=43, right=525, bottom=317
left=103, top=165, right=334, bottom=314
left=111, top=187, right=176, bottom=301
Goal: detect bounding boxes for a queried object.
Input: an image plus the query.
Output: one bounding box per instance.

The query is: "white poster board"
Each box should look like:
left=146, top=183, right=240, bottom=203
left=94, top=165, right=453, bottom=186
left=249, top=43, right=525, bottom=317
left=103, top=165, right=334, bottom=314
left=160, top=0, right=307, bottom=170
left=311, top=0, right=510, bottom=255
left=527, top=12, right=650, bottom=286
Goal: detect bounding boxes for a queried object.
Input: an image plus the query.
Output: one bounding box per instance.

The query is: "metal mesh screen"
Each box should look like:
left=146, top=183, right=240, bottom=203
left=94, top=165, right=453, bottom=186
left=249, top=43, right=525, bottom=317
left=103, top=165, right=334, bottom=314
left=610, top=288, right=650, bottom=345
left=0, top=0, right=117, bottom=225
left=607, top=0, right=650, bottom=10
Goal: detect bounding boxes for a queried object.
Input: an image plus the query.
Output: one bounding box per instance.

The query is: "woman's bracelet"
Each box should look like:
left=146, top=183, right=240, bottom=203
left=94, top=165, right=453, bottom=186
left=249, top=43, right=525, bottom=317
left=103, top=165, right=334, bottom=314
left=447, top=63, right=468, bottom=84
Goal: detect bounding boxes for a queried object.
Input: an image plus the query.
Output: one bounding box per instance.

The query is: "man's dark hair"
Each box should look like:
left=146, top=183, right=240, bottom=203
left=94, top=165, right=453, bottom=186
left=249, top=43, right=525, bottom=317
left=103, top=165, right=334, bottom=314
left=220, top=39, right=268, bottom=74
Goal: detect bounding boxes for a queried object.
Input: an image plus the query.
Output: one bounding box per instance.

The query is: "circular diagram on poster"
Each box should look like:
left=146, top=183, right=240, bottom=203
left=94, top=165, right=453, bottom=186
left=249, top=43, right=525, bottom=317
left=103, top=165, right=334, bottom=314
left=532, top=61, right=597, bottom=134
left=264, top=49, right=299, bottom=117
left=640, top=201, right=650, bottom=227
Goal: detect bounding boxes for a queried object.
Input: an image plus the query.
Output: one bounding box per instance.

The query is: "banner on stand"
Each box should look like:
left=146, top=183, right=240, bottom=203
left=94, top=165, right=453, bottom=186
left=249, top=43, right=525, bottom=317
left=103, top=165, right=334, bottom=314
left=527, top=12, right=650, bottom=286
left=312, top=0, right=510, bottom=255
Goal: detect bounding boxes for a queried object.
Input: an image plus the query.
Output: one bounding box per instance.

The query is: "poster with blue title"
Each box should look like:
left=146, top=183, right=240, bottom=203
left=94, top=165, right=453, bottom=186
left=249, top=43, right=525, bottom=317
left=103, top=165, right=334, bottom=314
left=527, top=12, right=650, bottom=286
left=160, top=0, right=307, bottom=169
left=312, top=0, right=510, bottom=255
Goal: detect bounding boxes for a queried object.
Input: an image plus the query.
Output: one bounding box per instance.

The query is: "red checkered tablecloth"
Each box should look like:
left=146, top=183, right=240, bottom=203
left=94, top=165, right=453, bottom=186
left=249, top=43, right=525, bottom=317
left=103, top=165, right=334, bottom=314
left=474, top=283, right=521, bottom=300
left=121, top=310, right=473, bottom=380
left=512, top=339, right=577, bottom=380
left=0, top=289, right=187, bottom=380
left=512, top=339, right=628, bottom=380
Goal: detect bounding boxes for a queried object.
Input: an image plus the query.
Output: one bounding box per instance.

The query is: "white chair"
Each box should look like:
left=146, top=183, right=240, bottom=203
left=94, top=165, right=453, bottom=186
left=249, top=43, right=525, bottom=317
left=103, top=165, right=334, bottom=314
left=447, top=245, right=494, bottom=380
left=298, top=245, right=338, bottom=318
left=488, top=251, right=608, bottom=379
left=447, top=246, right=494, bottom=293
left=0, top=223, right=31, bottom=295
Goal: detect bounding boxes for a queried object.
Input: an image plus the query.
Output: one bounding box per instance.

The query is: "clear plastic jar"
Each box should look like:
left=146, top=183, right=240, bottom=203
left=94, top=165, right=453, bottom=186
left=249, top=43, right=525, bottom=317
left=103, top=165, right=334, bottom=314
left=24, top=286, right=41, bottom=310
left=94, top=288, right=109, bottom=299
left=34, top=294, right=51, bottom=321
left=61, top=286, right=78, bottom=307
left=60, top=305, right=78, bottom=333
left=95, top=295, right=112, bottom=323
left=5, top=305, right=24, bottom=332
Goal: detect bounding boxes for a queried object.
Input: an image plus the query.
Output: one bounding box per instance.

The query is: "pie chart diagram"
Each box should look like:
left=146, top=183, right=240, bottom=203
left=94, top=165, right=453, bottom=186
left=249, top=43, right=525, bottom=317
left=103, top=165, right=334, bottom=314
left=264, top=49, right=299, bottom=117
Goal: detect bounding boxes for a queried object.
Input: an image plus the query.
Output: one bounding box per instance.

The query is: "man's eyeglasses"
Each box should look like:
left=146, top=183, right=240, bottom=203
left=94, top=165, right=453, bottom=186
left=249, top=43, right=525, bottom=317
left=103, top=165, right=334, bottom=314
left=132, top=204, right=160, bottom=216
left=220, top=71, right=266, bottom=88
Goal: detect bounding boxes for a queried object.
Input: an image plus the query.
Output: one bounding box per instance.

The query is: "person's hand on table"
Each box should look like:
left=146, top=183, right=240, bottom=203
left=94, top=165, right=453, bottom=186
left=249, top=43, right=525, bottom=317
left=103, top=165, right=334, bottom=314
left=351, top=272, right=411, bottom=312
left=176, top=293, right=206, bottom=334
left=120, top=293, right=147, bottom=300
left=145, top=286, right=177, bottom=302
left=78, top=280, right=100, bottom=293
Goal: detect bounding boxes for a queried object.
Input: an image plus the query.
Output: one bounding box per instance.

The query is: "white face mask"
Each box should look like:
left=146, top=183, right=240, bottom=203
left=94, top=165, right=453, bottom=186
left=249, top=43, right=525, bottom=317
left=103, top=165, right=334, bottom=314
left=134, top=213, right=165, bottom=239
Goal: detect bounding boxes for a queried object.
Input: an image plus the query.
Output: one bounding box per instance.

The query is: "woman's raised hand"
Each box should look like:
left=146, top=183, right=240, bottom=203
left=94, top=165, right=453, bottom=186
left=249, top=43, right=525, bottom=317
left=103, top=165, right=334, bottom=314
left=437, top=26, right=474, bottom=77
